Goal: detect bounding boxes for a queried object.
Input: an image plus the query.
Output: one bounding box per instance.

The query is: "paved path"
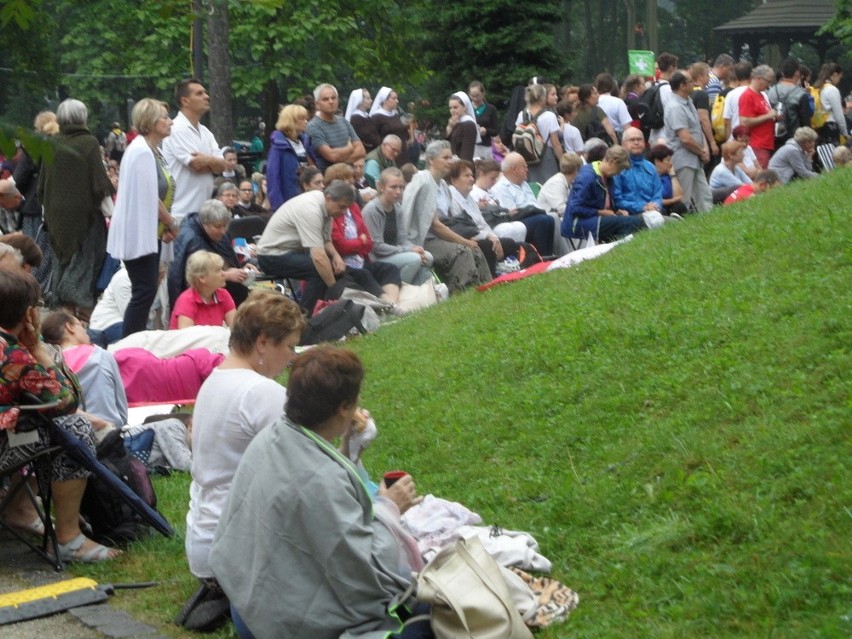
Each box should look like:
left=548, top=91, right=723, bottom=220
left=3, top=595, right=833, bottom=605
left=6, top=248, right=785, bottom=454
left=0, top=531, right=167, bottom=638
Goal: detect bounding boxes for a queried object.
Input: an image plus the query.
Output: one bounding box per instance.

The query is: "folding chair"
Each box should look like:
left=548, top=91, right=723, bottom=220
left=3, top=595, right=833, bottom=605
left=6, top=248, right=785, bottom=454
left=227, top=215, right=267, bottom=243
left=0, top=400, right=64, bottom=570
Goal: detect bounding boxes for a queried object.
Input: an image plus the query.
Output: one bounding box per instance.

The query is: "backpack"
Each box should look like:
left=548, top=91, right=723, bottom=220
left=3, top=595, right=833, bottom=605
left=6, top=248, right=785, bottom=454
left=583, top=118, right=613, bottom=146
left=808, top=86, right=828, bottom=129
left=711, top=93, right=727, bottom=143
left=300, top=299, right=369, bottom=345
left=767, top=83, right=806, bottom=146
left=636, top=81, right=667, bottom=135
left=80, top=429, right=157, bottom=546
left=512, top=110, right=545, bottom=165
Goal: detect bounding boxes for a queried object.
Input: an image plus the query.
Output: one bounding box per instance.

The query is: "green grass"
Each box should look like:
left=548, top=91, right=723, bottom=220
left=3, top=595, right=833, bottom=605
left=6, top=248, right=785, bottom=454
left=73, top=170, right=851, bottom=637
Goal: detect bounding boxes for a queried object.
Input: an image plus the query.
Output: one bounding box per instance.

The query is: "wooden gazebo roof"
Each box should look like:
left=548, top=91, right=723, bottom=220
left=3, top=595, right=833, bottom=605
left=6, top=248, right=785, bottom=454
left=713, top=0, right=838, bottom=62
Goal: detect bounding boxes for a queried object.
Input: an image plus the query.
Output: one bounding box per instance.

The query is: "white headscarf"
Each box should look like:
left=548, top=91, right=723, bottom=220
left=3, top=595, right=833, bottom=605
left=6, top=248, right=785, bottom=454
left=370, top=86, right=395, bottom=117
left=345, top=89, right=368, bottom=121
left=451, top=91, right=482, bottom=144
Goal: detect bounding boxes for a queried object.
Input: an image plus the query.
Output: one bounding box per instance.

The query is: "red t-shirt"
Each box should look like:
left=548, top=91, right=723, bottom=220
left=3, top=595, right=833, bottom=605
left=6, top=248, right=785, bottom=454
left=738, top=88, right=774, bottom=151
left=724, top=184, right=755, bottom=205
left=169, top=287, right=235, bottom=329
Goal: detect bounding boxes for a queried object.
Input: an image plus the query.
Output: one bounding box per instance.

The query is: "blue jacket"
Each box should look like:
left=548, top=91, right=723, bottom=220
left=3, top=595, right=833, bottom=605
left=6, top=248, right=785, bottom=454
left=562, top=162, right=607, bottom=241
left=266, top=130, right=317, bottom=211
left=611, top=155, right=663, bottom=214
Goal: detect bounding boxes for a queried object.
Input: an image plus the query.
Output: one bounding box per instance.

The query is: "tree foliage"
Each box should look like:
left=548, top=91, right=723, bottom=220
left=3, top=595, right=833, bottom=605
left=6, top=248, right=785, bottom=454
left=820, top=0, right=852, bottom=46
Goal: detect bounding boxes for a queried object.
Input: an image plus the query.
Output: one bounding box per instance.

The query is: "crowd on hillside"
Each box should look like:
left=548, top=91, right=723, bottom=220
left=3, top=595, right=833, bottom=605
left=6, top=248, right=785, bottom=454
left=0, top=50, right=850, bottom=639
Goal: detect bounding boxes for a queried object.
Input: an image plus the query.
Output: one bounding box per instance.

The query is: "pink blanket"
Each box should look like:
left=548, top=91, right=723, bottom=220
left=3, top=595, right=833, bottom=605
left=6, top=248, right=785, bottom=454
left=113, top=348, right=225, bottom=404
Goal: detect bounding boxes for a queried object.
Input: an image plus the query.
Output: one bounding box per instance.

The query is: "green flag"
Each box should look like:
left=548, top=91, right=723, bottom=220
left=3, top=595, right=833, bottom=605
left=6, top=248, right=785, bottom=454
left=628, top=50, right=655, bottom=76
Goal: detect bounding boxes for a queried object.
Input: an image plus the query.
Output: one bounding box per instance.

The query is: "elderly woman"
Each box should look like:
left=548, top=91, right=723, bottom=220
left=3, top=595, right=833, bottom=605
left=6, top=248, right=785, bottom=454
left=107, top=98, right=178, bottom=338
left=37, top=99, right=114, bottom=320
left=181, top=290, right=305, bottom=631
left=362, top=167, right=434, bottom=285
left=370, top=87, right=411, bottom=164
left=345, top=88, right=381, bottom=153
left=446, top=160, right=532, bottom=276
left=400, top=140, right=491, bottom=293
left=167, top=199, right=250, bottom=310
left=562, top=145, right=647, bottom=243
left=446, top=91, right=480, bottom=161
left=267, top=104, right=318, bottom=210
left=515, top=84, right=564, bottom=183
left=210, top=346, right=425, bottom=639
left=0, top=270, right=119, bottom=563
left=710, top=140, right=753, bottom=197
left=767, top=126, right=819, bottom=184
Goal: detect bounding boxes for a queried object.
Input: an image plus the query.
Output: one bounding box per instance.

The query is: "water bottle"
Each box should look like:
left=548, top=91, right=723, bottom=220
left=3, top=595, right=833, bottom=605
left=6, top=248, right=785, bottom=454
left=774, top=102, right=786, bottom=138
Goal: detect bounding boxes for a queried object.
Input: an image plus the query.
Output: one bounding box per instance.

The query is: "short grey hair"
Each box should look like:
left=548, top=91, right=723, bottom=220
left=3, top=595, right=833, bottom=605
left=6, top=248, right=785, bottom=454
left=198, top=199, right=232, bottom=225
left=313, top=83, right=338, bottom=101
left=583, top=137, right=608, bottom=155
left=324, top=179, right=356, bottom=203
left=216, top=181, right=238, bottom=196
left=56, top=99, right=88, bottom=126
left=753, top=65, right=775, bottom=82
left=382, top=134, right=402, bottom=146
left=425, top=139, right=451, bottom=162
left=793, top=126, right=818, bottom=144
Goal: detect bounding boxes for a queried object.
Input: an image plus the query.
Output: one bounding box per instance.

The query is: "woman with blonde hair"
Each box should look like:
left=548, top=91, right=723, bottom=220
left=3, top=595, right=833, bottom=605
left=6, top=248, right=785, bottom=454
left=107, top=98, right=178, bottom=337
left=267, top=104, right=317, bottom=210
left=515, top=83, right=564, bottom=183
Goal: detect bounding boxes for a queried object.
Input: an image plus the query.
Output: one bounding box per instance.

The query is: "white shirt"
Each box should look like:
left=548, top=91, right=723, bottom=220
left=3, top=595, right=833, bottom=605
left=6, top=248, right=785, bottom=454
left=537, top=173, right=571, bottom=217
left=89, top=268, right=132, bottom=330
left=161, top=111, right=223, bottom=219
left=649, top=81, right=673, bottom=144
left=490, top=175, right=538, bottom=209
left=186, top=368, right=287, bottom=578
left=723, top=86, right=748, bottom=140
left=107, top=136, right=158, bottom=260
left=598, top=94, right=633, bottom=132
left=561, top=123, right=584, bottom=153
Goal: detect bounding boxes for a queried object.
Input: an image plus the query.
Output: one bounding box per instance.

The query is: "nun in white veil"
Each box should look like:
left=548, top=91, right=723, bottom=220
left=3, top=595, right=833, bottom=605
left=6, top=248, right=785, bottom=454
left=446, top=91, right=480, bottom=161
left=345, top=88, right=380, bottom=152
left=369, top=86, right=410, bottom=165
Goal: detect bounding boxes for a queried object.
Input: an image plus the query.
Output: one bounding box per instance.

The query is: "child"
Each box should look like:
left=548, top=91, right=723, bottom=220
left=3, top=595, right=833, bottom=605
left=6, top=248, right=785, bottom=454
left=169, top=251, right=236, bottom=330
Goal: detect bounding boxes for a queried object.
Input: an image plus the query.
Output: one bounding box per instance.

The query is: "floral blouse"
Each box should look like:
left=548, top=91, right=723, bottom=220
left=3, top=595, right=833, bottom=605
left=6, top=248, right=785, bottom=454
left=0, top=330, right=78, bottom=431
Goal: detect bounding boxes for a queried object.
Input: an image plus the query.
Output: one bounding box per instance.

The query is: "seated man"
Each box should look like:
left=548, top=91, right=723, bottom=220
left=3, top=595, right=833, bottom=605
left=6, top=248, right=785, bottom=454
left=611, top=126, right=665, bottom=215
left=724, top=169, right=781, bottom=205
left=255, top=180, right=355, bottom=315
left=168, top=199, right=251, bottom=310
left=364, top=134, right=402, bottom=188
left=767, top=127, right=819, bottom=184
left=489, top=152, right=556, bottom=256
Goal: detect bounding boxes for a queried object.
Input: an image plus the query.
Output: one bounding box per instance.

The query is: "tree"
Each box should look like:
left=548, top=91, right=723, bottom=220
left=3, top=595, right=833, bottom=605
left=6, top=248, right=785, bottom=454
left=820, top=0, right=852, bottom=46
left=207, top=0, right=234, bottom=144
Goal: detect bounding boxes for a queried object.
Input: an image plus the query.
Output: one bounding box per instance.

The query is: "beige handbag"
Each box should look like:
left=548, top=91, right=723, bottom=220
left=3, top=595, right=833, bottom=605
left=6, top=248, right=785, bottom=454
left=410, top=535, right=533, bottom=639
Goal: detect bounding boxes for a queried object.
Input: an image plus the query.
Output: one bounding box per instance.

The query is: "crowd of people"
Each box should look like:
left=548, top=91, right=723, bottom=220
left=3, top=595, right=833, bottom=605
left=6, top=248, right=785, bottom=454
left=0, top=49, right=849, bottom=639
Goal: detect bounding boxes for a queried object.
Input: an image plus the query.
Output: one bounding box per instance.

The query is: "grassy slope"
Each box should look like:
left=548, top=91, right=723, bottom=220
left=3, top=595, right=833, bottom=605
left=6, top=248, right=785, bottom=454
left=76, top=171, right=850, bottom=638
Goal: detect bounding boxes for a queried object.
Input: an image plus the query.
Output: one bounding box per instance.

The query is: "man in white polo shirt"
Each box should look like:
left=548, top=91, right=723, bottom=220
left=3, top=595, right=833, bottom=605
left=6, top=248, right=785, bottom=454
left=162, top=78, right=226, bottom=223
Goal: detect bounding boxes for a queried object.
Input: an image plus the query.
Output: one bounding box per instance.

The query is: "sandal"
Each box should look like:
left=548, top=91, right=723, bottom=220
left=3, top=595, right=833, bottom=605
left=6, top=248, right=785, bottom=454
left=55, top=533, right=120, bottom=563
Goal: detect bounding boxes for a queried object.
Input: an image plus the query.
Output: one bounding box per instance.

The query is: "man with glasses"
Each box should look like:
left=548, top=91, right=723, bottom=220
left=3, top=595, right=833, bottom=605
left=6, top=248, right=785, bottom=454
left=612, top=127, right=666, bottom=216
left=364, top=134, right=402, bottom=188
left=664, top=72, right=713, bottom=213
left=739, top=65, right=781, bottom=169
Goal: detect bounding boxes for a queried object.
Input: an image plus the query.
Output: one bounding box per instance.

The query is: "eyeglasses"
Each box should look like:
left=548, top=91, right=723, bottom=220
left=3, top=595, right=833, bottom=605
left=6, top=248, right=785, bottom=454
left=239, top=188, right=254, bottom=192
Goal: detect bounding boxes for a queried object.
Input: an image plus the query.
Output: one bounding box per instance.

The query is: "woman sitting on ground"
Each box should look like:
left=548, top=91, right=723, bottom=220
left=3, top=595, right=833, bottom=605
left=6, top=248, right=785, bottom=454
left=446, top=160, right=530, bottom=277
left=298, top=166, right=324, bottom=193
left=709, top=140, right=753, bottom=197
left=170, top=251, right=236, bottom=330
left=400, top=140, right=491, bottom=294
left=325, top=163, right=404, bottom=306
left=183, top=290, right=305, bottom=630
left=648, top=145, right=686, bottom=216
left=210, top=346, right=426, bottom=639
left=562, top=145, right=647, bottom=243
left=731, top=125, right=760, bottom=180
left=362, top=167, right=435, bottom=285
left=0, top=269, right=119, bottom=563
left=469, top=159, right=528, bottom=243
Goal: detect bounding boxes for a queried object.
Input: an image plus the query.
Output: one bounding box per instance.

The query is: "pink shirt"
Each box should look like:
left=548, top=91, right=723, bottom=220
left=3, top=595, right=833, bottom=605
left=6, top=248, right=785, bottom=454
left=169, top=287, right=235, bottom=330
